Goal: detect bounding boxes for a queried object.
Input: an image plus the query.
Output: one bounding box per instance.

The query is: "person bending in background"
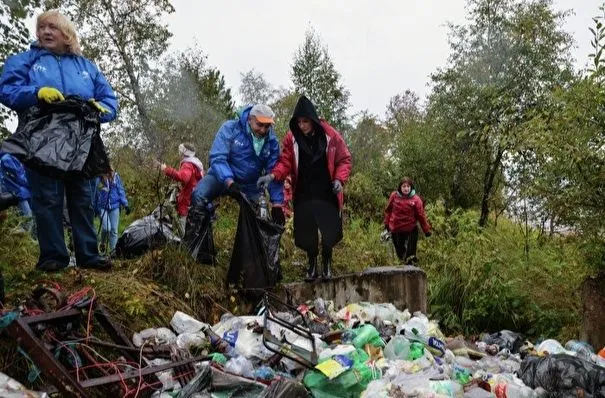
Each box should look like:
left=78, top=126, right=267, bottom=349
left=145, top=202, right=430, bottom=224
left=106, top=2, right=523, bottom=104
left=94, top=166, right=130, bottom=254
left=158, top=143, right=204, bottom=234
left=0, top=10, right=118, bottom=271
left=383, top=177, right=432, bottom=265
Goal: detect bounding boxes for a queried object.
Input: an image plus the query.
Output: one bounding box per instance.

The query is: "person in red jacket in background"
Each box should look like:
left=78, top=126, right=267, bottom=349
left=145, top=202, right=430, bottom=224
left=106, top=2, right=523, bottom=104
left=159, top=143, right=204, bottom=234
left=384, top=177, right=432, bottom=265
left=283, top=176, right=293, bottom=218
left=257, top=96, right=352, bottom=281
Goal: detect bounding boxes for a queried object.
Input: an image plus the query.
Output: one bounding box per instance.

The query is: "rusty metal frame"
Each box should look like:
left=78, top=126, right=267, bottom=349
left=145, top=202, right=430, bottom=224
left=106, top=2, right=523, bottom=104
left=6, top=305, right=205, bottom=397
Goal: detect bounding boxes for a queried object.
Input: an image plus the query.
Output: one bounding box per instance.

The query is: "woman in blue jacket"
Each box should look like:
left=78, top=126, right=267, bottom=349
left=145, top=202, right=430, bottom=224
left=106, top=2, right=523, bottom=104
left=95, top=167, right=130, bottom=253
left=0, top=10, right=118, bottom=272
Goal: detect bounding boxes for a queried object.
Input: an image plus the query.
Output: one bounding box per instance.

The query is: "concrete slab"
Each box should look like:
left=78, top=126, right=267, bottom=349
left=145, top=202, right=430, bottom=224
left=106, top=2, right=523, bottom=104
left=275, top=265, right=426, bottom=313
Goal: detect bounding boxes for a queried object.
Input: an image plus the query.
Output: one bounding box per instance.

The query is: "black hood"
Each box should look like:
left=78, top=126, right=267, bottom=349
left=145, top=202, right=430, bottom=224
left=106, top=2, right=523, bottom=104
left=289, top=95, right=322, bottom=135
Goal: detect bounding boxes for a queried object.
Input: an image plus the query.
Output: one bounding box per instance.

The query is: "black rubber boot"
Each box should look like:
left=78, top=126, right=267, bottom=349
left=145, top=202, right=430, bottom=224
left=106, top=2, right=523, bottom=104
left=321, top=250, right=333, bottom=279
left=305, top=255, right=318, bottom=282
left=0, top=192, right=18, bottom=211
left=182, top=201, right=208, bottom=251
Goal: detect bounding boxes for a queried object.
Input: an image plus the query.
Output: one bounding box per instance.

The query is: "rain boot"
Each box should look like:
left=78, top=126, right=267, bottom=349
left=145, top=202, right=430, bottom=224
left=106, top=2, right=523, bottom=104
left=305, top=255, right=318, bottom=282
left=321, top=249, right=333, bottom=279
left=0, top=192, right=18, bottom=211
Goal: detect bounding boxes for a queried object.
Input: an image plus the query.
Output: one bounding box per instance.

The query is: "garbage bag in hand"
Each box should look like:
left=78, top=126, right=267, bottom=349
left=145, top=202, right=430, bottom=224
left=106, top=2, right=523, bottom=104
left=227, top=194, right=284, bottom=290
left=114, top=215, right=180, bottom=258
left=519, top=353, right=605, bottom=396
left=1, top=97, right=109, bottom=179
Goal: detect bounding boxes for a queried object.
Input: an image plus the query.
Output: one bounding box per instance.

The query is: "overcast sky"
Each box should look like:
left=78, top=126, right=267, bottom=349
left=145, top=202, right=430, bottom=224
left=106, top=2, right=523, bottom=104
left=165, top=0, right=601, bottom=117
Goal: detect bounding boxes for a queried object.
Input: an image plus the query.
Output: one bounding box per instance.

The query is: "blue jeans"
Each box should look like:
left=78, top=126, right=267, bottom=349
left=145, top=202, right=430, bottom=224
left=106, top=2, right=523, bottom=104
left=99, top=207, right=120, bottom=251
left=26, top=168, right=102, bottom=267
left=191, top=174, right=260, bottom=207
left=17, top=199, right=34, bottom=234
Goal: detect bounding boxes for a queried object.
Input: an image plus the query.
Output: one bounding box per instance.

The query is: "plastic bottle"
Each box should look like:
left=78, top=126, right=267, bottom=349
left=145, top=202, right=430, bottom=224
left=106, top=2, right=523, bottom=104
left=258, top=195, right=269, bottom=220
left=352, top=324, right=383, bottom=348
left=564, top=340, right=594, bottom=359
left=201, top=325, right=235, bottom=356
left=401, top=327, right=446, bottom=356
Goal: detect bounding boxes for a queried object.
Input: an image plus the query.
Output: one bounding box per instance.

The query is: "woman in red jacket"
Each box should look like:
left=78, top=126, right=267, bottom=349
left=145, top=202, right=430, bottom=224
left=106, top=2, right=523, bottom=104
left=384, top=177, right=432, bottom=265
left=257, top=96, right=352, bottom=281
left=159, top=143, right=204, bottom=234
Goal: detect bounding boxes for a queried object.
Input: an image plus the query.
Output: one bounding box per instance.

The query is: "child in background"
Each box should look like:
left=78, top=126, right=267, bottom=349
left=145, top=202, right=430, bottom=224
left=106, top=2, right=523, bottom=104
left=384, top=177, right=431, bottom=265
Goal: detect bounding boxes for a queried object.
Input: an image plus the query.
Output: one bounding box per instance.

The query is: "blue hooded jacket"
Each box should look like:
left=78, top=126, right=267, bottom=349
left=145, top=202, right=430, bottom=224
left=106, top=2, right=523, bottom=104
left=0, top=152, right=30, bottom=200
left=208, top=106, right=284, bottom=203
left=0, top=43, right=118, bottom=123
left=94, top=172, right=128, bottom=215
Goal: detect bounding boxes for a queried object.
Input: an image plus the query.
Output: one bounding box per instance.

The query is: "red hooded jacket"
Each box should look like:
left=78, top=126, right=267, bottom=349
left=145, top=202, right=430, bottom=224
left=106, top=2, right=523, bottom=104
left=384, top=191, right=431, bottom=233
left=272, top=120, right=352, bottom=209
left=164, top=158, right=204, bottom=216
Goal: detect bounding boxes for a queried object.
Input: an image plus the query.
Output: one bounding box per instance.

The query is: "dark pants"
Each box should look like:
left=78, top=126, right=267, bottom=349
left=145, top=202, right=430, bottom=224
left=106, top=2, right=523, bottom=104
left=392, top=227, right=419, bottom=263
left=27, top=168, right=102, bottom=268
left=293, top=199, right=342, bottom=258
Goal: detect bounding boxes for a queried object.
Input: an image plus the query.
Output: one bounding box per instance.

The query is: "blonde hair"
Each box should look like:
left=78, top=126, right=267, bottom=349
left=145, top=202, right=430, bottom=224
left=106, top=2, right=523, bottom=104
left=36, top=10, right=82, bottom=55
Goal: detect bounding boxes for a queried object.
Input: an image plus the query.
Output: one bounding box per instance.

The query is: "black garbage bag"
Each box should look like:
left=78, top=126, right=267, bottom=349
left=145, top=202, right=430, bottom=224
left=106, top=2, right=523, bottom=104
left=481, top=330, right=524, bottom=354
left=227, top=194, right=284, bottom=290
left=1, top=97, right=109, bottom=179
left=114, top=215, right=180, bottom=258
left=260, top=379, right=310, bottom=398
left=519, top=354, right=605, bottom=396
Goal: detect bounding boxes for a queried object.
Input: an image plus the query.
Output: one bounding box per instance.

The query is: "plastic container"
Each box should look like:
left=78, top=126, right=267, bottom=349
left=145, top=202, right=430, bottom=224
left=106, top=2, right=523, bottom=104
left=259, top=195, right=269, bottom=220
left=564, top=340, right=594, bottom=359
left=536, top=339, right=565, bottom=355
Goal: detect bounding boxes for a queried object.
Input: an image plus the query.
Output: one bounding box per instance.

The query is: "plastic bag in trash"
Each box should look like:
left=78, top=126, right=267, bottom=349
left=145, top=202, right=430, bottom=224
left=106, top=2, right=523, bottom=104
left=171, top=311, right=209, bottom=334
left=519, top=353, right=605, bottom=396
left=115, top=215, right=180, bottom=258
left=480, top=330, right=524, bottom=354
left=0, top=371, right=49, bottom=398
left=132, top=327, right=177, bottom=347
left=224, top=356, right=255, bottom=378
left=227, top=194, right=284, bottom=291
left=1, top=97, right=109, bottom=179
left=259, top=378, right=310, bottom=398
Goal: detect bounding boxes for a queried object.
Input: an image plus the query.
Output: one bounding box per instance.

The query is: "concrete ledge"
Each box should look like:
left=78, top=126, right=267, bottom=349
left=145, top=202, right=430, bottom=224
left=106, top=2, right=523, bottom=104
left=275, top=265, right=426, bottom=313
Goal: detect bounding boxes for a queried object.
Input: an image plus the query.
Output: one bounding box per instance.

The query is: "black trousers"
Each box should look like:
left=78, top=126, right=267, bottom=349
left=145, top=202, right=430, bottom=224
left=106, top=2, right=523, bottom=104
left=391, top=227, right=418, bottom=262
left=293, top=199, right=342, bottom=257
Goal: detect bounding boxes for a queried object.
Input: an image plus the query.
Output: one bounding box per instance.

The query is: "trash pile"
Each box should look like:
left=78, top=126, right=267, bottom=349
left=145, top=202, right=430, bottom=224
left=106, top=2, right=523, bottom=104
left=131, top=294, right=605, bottom=397
left=2, top=287, right=605, bottom=397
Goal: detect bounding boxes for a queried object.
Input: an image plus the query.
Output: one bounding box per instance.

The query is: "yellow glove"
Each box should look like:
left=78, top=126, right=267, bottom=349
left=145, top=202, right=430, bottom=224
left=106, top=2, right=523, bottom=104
left=88, top=99, right=110, bottom=114
left=37, top=87, right=65, bottom=103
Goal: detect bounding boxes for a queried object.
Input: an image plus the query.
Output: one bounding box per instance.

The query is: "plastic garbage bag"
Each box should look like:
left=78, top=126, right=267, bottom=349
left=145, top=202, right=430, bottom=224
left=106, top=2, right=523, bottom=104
left=132, top=327, right=177, bottom=347
left=224, top=356, right=255, bottom=378
left=259, top=378, right=310, bottom=398
left=519, top=353, right=605, bottom=396
left=2, top=97, right=109, bottom=179
left=383, top=335, right=411, bottom=360
left=227, top=194, right=284, bottom=290
left=0, top=371, right=49, bottom=398
left=481, top=330, right=524, bottom=354
left=115, top=215, right=180, bottom=258
left=210, top=366, right=267, bottom=397
left=176, top=333, right=206, bottom=351
left=171, top=311, right=209, bottom=334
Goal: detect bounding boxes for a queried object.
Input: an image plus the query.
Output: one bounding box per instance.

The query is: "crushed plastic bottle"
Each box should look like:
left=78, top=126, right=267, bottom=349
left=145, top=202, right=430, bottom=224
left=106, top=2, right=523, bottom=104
left=258, top=195, right=269, bottom=220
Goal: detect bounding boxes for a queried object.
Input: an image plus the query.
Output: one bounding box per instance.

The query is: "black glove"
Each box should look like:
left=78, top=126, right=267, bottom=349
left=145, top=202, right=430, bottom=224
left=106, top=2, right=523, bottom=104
left=271, top=206, right=286, bottom=226
left=425, top=231, right=432, bottom=237
left=124, top=205, right=132, bottom=215
left=227, top=182, right=241, bottom=198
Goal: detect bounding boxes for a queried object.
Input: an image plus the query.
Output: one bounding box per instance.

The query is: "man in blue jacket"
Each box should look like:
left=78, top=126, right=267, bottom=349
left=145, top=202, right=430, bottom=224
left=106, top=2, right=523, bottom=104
left=184, top=104, right=285, bottom=252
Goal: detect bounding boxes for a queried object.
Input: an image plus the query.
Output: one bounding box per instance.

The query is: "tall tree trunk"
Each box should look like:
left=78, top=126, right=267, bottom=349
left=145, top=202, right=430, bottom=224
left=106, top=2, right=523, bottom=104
left=479, top=147, right=504, bottom=227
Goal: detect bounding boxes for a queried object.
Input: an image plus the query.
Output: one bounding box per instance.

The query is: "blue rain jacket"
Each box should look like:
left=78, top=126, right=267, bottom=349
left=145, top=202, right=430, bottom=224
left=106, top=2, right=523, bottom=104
left=207, top=106, right=283, bottom=203
left=0, top=43, right=118, bottom=123
left=94, top=173, right=128, bottom=214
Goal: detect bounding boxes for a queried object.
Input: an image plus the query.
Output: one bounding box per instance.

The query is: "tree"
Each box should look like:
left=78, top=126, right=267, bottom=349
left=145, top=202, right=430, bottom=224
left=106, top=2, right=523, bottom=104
left=147, top=45, right=234, bottom=161
left=239, top=69, right=276, bottom=107
left=291, top=28, right=350, bottom=131
left=0, top=0, right=40, bottom=138
left=45, top=0, right=174, bottom=138
left=269, top=88, right=298, bottom=140
left=430, top=0, right=574, bottom=226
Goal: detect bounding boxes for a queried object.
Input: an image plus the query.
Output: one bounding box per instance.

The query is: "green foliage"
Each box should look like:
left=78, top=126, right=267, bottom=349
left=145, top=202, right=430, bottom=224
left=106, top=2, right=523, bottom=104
left=430, top=0, right=574, bottom=226
left=344, top=172, right=389, bottom=222
left=291, top=28, right=350, bottom=131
